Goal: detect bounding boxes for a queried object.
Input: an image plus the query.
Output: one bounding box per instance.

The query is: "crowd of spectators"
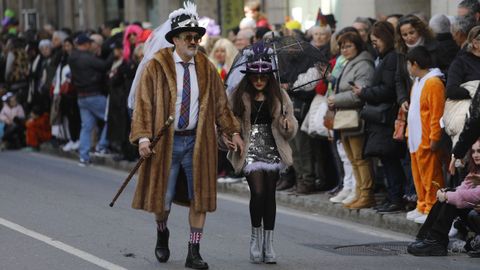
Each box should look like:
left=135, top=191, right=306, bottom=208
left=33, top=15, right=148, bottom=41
left=1, top=0, right=480, bottom=257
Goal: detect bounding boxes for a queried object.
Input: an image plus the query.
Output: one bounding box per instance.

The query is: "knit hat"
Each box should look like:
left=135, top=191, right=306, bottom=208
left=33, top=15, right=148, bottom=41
left=285, top=20, right=302, bottom=30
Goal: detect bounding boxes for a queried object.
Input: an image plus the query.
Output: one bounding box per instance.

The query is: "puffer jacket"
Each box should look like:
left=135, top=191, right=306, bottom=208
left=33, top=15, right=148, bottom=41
left=358, top=49, right=405, bottom=158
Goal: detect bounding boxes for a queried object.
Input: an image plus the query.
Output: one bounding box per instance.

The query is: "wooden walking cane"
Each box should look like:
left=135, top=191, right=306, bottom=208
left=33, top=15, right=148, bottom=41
left=109, top=116, right=174, bottom=207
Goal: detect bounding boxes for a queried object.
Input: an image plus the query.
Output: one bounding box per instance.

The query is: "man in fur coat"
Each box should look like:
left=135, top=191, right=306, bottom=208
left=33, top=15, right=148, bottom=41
left=129, top=2, right=243, bottom=269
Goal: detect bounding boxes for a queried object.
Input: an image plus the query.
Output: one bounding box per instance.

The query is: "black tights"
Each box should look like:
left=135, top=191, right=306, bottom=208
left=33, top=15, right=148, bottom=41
left=246, top=170, right=279, bottom=230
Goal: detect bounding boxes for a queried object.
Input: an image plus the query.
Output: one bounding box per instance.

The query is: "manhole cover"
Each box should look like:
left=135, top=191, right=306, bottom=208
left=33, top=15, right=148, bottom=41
left=303, top=241, right=409, bottom=256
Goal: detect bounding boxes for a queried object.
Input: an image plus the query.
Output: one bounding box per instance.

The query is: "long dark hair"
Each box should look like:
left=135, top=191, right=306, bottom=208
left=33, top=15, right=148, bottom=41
left=371, top=21, right=395, bottom=54
left=231, top=73, right=283, bottom=119
left=395, top=14, right=434, bottom=54
left=467, top=139, right=480, bottom=177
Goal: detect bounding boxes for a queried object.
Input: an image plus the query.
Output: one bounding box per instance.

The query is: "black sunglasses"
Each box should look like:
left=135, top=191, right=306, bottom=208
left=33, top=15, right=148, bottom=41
left=179, top=34, right=202, bottom=43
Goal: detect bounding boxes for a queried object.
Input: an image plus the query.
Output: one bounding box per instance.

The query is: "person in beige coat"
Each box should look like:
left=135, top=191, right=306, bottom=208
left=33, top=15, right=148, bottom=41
left=130, top=3, right=243, bottom=269
left=327, top=31, right=375, bottom=210
left=224, top=43, right=297, bottom=264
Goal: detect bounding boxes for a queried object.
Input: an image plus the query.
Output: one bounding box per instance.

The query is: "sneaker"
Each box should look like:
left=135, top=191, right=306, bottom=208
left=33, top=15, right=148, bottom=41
left=62, top=141, right=74, bottom=152
left=329, top=188, right=351, bottom=203
left=70, top=140, right=80, bottom=151
left=92, top=149, right=110, bottom=157
left=448, top=224, right=458, bottom=238
left=414, top=214, right=428, bottom=224
left=341, top=191, right=357, bottom=205
left=78, top=159, right=91, bottom=167
left=448, top=239, right=466, bottom=253
left=406, top=209, right=423, bottom=220
left=407, top=239, right=447, bottom=256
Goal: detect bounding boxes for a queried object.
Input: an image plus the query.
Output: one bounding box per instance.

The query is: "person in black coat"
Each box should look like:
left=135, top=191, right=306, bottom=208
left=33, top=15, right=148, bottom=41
left=447, top=26, right=480, bottom=181
left=446, top=26, right=480, bottom=100
left=429, top=14, right=459, bottom=74
left=352, top=21, right=406, bottom=213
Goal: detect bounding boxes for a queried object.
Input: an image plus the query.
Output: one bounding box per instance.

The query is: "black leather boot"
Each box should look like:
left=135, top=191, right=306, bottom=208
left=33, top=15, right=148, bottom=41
left=155, top=228, right=170, bottom=263
left=185, top=243, right=209, bottom=269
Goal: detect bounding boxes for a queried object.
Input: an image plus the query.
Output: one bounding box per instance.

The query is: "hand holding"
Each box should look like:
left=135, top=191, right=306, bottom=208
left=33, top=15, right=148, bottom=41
left=401, top=101, right=409, bottom=113
left=139, top=141, right=153, bottom=159
left=351, top=84, right=362, bottom=96
left=222, top=133, right=236, bottom=150
left=231, top=134, right=245, bottom=156
left=436, top=189, right=447, bottom=202
left=449, top=156, right=457, bottom=175
left=327, top=96, right=335, bottom=110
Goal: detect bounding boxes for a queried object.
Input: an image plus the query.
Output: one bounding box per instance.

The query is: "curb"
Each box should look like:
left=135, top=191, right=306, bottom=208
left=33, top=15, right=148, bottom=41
left=40, top=144, right=420, bottom=236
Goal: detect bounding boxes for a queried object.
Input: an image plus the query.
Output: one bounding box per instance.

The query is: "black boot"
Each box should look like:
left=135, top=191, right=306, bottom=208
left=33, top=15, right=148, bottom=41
left=155, top=228, right=170, bottom=263
left=185, top=242, right=209, bottom=269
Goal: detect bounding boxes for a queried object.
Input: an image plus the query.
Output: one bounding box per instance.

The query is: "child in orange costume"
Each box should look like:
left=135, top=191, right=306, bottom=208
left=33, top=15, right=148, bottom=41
left=405, top=46, right=445, bottom=224
left=26, top=107, right=52, bottom=148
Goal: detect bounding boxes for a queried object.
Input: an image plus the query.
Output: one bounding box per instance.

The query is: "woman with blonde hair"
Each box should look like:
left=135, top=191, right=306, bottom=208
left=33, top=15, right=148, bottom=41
left=208, top=38, right=238, bottom=81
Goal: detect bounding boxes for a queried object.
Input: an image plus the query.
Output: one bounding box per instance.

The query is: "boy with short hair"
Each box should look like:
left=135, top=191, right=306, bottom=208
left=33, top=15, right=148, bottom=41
left=406, top=46, right=446, bottom=224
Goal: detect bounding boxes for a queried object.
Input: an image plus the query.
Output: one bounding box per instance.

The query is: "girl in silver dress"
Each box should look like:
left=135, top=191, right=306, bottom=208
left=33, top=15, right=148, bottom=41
left=223, top=45, right=297, bottom=264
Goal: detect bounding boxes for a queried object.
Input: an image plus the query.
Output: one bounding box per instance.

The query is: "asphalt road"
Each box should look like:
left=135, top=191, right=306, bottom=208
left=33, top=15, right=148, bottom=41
left=0, top=151, right=478, bottom=270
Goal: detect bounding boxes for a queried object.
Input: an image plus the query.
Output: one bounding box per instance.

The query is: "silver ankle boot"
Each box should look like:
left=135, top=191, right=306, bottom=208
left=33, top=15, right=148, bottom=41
left=250, top=226, right=263, bottom=263
left=263, top=229, right=276, bottom=264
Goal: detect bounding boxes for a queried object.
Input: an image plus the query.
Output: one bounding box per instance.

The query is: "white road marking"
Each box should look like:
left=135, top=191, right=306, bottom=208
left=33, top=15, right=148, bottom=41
left=217, top=193, right=412, bottom=241
left=0, top=217, right=127, bottom=270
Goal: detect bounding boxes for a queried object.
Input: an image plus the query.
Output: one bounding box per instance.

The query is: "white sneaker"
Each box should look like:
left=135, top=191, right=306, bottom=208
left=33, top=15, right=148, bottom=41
left=330, top=188, right=351, bottom=203
left=449, top=224, right=458, bottom=238
left=70, top=140, right=80, bottom=151
left=342, top=191, right=358, bottom=205
left=406, top=209, right=423, bottom=220
left=62, top=141, right=74, bottom=152
left=414, top=214, right=428, bottom=224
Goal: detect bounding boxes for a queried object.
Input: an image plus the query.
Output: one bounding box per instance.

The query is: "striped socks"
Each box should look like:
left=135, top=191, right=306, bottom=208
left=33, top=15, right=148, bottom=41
left=189, top=227, right=203, bottom=244
left=156, top=219, right=168, bottom=232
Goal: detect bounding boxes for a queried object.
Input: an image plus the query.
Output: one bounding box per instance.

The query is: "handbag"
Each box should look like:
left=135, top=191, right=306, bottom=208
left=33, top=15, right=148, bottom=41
left=300, top=94, right=331, bottom=137
left=393, top=108, right=406, bottom=141
left=333, top=109, right=360, bottom=130
left=360, top=103, right=393, bottom=125
left=323, top=109, right=335, bottom=130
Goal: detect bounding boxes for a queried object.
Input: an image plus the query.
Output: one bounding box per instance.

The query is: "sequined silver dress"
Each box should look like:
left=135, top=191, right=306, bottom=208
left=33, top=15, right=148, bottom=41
left=243, top=123, right=284, bottom=174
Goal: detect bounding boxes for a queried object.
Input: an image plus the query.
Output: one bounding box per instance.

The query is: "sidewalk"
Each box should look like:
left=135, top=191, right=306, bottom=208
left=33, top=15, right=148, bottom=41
left=40, top=143, right=420, bottom=236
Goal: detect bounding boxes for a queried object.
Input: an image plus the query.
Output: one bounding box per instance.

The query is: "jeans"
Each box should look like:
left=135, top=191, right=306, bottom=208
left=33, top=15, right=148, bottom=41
left=381, top=157, right=406, bottom=204
left=77, top=95, right=108, bottom=161
left=164, top=135, right=195, bottom=211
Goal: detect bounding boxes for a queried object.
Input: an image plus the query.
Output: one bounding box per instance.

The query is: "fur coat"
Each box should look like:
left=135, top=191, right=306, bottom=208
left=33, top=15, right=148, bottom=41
left=129, top=48, right=240, bottom=214
left=227, top=89, right=298, bottom=173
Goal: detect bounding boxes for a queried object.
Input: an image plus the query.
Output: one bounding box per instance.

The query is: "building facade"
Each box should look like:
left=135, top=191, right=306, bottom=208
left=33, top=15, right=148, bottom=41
left=0, top=0, right=465, bottom=33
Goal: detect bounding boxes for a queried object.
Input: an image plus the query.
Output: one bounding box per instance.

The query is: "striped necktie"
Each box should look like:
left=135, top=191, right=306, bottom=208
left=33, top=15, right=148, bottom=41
left=178, top=62, right=191, bottom=129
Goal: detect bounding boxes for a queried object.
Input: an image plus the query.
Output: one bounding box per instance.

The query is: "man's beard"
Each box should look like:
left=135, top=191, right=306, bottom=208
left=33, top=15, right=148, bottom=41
left=185, top=46, right=198, bottom=57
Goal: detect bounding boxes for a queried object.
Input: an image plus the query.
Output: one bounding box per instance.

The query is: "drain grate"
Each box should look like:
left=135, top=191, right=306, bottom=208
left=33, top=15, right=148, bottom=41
left=303, top=241, right=409, bottom=256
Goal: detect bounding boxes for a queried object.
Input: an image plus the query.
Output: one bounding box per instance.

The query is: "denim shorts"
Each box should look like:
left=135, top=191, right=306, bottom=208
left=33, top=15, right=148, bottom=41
left=164, top=135, right=195, bottom=210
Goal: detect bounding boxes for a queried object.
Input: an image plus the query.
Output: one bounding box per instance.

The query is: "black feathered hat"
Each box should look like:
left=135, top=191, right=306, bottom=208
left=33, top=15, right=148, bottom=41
left=165, top=1, right=206, bottom=44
